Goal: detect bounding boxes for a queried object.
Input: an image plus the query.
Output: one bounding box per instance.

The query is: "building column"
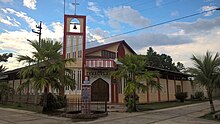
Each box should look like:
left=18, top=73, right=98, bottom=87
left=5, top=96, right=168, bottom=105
left=174, top=76, right=176, bottom=94
left=115, top=82, right=119, bottom=103
left=111, top=83, right=114, bottom=103
left=181, top=79, right=183, bottom=92
left=157, top=77, right=161, bottom=102
left=166, top=76, right=169, bottom=101
left=146, top=83, right=149, bottom=103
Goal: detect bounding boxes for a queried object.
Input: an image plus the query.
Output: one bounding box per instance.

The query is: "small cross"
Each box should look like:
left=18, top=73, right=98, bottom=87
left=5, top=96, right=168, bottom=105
left=72, top=0, right=79, bottom=15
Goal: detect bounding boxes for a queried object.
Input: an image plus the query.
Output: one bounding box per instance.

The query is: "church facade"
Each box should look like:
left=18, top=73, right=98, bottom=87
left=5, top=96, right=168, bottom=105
left=61, top=14, right=194, bottom=104
left=64, top=39, right=194, bottom=104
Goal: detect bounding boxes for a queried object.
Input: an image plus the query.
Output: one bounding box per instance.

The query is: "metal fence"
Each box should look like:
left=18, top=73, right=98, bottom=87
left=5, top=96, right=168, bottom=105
left=7, top=94, right=41, bottom=104
left=65, top=98, right=107, bottom=113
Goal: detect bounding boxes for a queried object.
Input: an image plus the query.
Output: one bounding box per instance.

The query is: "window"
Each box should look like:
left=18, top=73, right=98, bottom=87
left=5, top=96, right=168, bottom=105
left=78, top=50, right=82, bottom=58
left=72, top=69, right=76, bottom=90
left=65, top=86, right=69, bottom=90
left=118, top=79, right=122, bottom=94
left=78, top=36, right=82, bottom=58
left=101, top=50, right=116, bottom=59
left=124, top=77, right=127, bottom=90
left=72, top=36, right=76, bottom=58
left=66, top=35, right=71, bottom=59
left=77, top=70, right=82, bottom=90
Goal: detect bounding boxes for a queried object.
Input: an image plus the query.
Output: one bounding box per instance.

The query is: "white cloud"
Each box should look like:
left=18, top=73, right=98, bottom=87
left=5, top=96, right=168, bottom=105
left=1, top=8, right=37, bottom=28
left=0, top=8, right=67, bottom=70
left=156, top=0, right=163, bottom=6
left=204, top=0, right=214, bottom=2
left=92, top=17, right=220, bottom=68
left=201, top=6, right=217, bottom=16
left=137, top=31, right=220, bottom=68
left=88, top=2, right=100, bottom=13
left=0, top=15, right=20, bottom=27
left=135, top=17, right=220, bottom=68
left=0, top=30, right=36, bottom=70
left=105, top=6, right=150, bottom=29
left=23, top=0, right=37, bottom=10
left=1, top=19, right=13, bottom=26
left=171, top=17, right=220, bottom=34
left=0, top=0, right=12, bottom=3
left=87, top=2, right=103, bottom=17
left=0, top=21, right=65, bottom=70
left=171, top=11, right=179, bottom=17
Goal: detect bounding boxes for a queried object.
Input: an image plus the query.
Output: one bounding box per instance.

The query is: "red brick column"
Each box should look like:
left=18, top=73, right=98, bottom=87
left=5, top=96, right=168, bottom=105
left=146, top=84, right=149, bottom=103
left=181, top=80, right=183, bottom=92
left=111, top=83, right=114, bottom=103
left=115, top=83, right=118, bottom=103
left=157, top=77, right=161, bottom=102
left=174, top=76, right=176, bottom=94
left=166, top=76, right=169, bottom=101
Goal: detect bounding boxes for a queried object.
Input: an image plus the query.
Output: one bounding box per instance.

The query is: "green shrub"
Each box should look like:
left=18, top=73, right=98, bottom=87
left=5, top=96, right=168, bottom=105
left=195, top=91, right=204, bottom=100
left=39, top=93, right=67, bottom=111
left=175, top=92, right=188, bottom=102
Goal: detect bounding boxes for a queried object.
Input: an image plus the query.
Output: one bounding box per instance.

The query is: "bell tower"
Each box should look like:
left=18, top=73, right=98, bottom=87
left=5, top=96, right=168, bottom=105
left=63, top=1, right=86, bottom=92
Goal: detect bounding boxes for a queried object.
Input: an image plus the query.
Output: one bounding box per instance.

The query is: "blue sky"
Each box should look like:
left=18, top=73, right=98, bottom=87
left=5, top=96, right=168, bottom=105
left=0, top=0, right=220, bottom=70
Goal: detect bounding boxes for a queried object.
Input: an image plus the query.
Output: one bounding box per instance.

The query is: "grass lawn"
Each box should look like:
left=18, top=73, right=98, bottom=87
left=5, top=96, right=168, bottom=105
left=138, top=100, right=207, bottom=111
left=0, top=103, right=42, bottom=113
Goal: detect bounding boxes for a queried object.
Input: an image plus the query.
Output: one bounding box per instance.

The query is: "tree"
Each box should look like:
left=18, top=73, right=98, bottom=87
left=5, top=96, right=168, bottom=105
left=188, top=51, right=220, bottom=113
left=0, top=53, right=13, bottom=77
left=17, top=39, right=75, bottom=111
left=146, top=47, right=185, bottom=72
left=0, top=53, right=13, bottom=104
left=112, top=54, right=160, bottom=112
left=0, top=83, right=15, bottom=104
left=0, top=53, right=12, bottom=62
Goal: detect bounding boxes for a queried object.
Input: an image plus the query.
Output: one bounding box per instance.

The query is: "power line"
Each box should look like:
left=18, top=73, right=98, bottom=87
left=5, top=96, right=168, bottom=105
left=66, top=7, right=220, bottom=49
left=101, top=7, right=220, bottom=40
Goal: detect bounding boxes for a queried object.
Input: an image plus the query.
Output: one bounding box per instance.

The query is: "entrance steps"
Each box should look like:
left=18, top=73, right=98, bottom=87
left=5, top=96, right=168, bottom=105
left=107, top=104, right=127, bottom=112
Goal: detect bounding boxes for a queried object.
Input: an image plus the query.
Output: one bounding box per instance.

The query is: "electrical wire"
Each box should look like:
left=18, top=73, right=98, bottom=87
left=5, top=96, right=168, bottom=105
left=65, top=7, right=220, bottom=49
left=101, top=7, right=220, bottom=40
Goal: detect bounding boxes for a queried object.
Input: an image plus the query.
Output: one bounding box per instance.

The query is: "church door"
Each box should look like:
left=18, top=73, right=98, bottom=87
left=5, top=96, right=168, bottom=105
left=91, top=78, right=109, bottom=101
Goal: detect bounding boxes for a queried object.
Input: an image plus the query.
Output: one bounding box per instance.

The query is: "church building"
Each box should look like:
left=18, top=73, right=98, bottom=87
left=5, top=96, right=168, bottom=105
left=63, top=39, right=193, bottom=104
left=1, top=10, right=209, bottom=105
left=61, top=14, right=194, bottom=104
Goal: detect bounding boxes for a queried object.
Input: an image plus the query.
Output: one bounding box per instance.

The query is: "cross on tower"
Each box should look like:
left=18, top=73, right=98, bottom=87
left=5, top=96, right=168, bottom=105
left=72, top=0, right=79, bottom=15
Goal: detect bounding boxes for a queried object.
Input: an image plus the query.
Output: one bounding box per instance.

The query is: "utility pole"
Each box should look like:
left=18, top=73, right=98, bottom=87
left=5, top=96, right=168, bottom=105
left=32, top=21, right=42, bottom=45
left=31, top=21, right=42, bottom=105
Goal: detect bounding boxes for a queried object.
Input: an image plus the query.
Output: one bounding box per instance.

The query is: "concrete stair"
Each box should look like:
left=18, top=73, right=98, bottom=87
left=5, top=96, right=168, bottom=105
left=107, top=104, right=127, bottom=112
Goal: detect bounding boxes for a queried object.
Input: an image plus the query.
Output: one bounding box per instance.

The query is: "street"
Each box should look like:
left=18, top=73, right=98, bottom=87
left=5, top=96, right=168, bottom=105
left=0, top=100, right=220, bottom=124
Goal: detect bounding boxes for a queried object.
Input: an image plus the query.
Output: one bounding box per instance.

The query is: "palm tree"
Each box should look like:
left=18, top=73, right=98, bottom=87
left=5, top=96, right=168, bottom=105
left=189, top=51, right=220, bottom=113
left=112, top=54, right=160, bottom=112
left=17, top=39, right=75, bottom=111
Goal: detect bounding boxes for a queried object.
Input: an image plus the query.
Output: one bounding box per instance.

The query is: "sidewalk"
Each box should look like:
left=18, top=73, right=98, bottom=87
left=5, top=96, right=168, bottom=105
left=0, top=100, right=219, bottom=124
left=77, top=100, right=220, bottom=124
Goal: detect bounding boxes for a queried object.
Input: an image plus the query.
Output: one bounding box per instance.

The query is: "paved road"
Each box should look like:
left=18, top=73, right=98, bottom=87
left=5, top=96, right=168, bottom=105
left=0, top=100, right=220, bottom=124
